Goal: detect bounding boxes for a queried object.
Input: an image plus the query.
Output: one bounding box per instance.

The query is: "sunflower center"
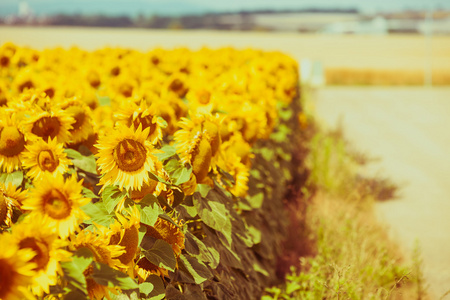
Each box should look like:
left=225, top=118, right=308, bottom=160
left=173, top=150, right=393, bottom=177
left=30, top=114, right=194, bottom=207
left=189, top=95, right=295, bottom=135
left=18, top=237, right=50, bottom=271
left=198, top=90, right=211, bottom=104
left=0, top=126, right=26, bottom=157
left=37, top=150, right=59, bottom=172
left=67, top=106, right=86, bottom=131
left=43, top=88, right=55, bottom=98
left=43, top=189, right=72, bottom=219
left=31, top=116, right=61, bottom=141
left=18, top=80, right=34, bottom=92
left=0, top=259, right=14, bottom=298
left=116, top=226, right=139, bottom=265
left=131, top=114, right=157, bottom=137
left=113, top=139, right=147, bottom=172
left=0, top=56, right=10, bottom=67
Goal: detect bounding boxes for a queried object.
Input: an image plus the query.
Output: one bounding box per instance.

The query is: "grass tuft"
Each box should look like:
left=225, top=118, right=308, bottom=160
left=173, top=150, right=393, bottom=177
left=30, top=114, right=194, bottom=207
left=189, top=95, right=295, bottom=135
left=264, top=119, right=427, bottom=299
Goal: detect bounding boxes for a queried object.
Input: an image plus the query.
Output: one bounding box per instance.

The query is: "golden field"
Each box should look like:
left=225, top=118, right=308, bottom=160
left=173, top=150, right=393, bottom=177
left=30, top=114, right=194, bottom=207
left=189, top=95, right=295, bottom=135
left=1, top=26, right=450, bottom=85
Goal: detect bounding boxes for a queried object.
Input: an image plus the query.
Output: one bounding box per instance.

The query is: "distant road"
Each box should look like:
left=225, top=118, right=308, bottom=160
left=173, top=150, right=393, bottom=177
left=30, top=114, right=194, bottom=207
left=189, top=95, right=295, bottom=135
left=314, top=87, right=450, bottom=299
left=1, top=26, right=450, bottom=72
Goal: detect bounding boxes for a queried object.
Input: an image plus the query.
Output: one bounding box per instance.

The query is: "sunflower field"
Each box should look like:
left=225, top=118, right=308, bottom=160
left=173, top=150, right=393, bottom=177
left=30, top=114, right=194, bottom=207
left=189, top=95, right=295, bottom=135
left=0, top=42, right=307, bottom=300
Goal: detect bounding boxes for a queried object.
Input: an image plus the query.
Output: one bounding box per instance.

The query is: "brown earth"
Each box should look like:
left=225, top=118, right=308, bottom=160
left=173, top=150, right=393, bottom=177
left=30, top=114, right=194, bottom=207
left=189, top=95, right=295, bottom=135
left=314, top=86, right=450, bottom=299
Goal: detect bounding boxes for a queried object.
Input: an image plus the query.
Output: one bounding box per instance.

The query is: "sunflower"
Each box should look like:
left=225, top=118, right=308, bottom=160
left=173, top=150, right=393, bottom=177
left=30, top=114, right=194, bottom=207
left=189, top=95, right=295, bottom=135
left=23, top=107, right=74, bottom=145
left=71, top=227, right=126, bottom=269
left=22, top=137, right=72, bottom=180
left=174, top=113, right=222, bottom=183
left=180, top=172, right=197, bottom=196
left=95, top=124, right=162, bottom=191
left=11, top=67, right=37, bottom=93
left=0, top=232, right=36, bottom=300
left=0, top=81, right=10, bottom=107
left=114, top=100, right=165, bottom=145
left=144, top=216, right=185, bottom=257
left=217, top=153, right=250, bottom=198
left=21, top=173, right=90, bottom=239
left=104, top=206, right=141, bottom=276
left=0, top=113, right=28, bottom=173
left=60, top=98, right=94, bottom=144
left=0, top=182, right=27, bottom=227
left=136, top=216, right=184, bottom=281
left=220, top=132, right=254, bottom=167
left=71, top=228, right=126, bottom=300
left=11, top=216, right=71, bottom=297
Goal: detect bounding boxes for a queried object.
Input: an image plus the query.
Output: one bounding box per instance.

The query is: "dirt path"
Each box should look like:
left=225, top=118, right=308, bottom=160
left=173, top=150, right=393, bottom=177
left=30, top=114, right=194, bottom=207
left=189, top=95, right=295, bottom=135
left=314, top=87, right=450, bottom=299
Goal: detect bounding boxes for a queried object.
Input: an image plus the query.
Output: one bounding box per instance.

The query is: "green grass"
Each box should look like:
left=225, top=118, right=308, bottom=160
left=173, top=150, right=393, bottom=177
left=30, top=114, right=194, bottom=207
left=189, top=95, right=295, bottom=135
left=262, top=115, right=427, bottom=299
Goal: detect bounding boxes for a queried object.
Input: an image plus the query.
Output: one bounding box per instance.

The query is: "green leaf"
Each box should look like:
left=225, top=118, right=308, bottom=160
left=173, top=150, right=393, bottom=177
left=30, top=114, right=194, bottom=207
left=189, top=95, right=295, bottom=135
left=248, top=192, right=264, bottom=209
left=142, top=239, right=176, bottom=272
left=91, top=262, right=138, bottom=290
left=138, top=226, right=147, bottom=246
left=82, top=187, right=99, bottom=199
left=0, top=171, right=23, bottom=187
left=178, top=254, right=213, bottom=284
left=101, top=185, right=126, bottom=214
left=184, top=232, right=220, bottom=269
left=196, top=184, right=211, bottom=198
left=61, top=247, right=93, bottom=293
left=247, top=224, right=262, bottom=245
left=153, top=145, right=177, bottom=162
left=147, top=171, right=171, bottom=185
left=196, top=199, right=232, bottom=246
left=65, top=148, right=97, bottom=174
left=98, top=96, right=111, bottom=106
left=144, top=275, right=165, bottom=300
left=253, top=262, right=269, bottom=277
left=180, top=204, right=197, bottom=218
left=157, top=116, right=168, bottom=129
left=139, top=282, right=154, bottom=296
left=139, top=206, right=160, bottom=227
left=164, top=159, right=192, bottom=186
left=81, top=201, right=114, bottom=227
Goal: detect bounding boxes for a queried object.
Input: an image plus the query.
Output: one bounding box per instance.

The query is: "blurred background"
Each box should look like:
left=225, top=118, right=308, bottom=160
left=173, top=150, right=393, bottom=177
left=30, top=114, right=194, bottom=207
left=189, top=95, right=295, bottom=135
left=1, top=0, right=450, bottom=86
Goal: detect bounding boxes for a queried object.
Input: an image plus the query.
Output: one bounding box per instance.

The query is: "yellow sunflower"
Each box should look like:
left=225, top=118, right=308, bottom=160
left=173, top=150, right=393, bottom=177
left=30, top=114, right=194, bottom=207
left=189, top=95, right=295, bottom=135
left=217, top=153, right=250, bottom=198
left=104, top=206, right=141, bottom=276
left=174, top=113, right=222, bottom=183
left=136, top=216, right=184, bottom=281
left=71, top=228, right=126, bottom=300
left=114, top=100, right=165, bottom=145
left=0, top=182, right=27, bottom=227
left=23, top=107, right=74, bottom=144
left=0, top=232, right=36, bottom=300
left=144, top=216, right=185, bottom=257
left=11, top=67, right=38, bottom=94
left=59, top=98, right=94, bottom=145
left=0, top=113, right=28, bottom=173
left=21, top=173, right=90, bottom=239
left=22, top=137, right=72, bottom=180
left=95, top=124, right=162, bottom=191
left=11, top=216, right=72, bottom=297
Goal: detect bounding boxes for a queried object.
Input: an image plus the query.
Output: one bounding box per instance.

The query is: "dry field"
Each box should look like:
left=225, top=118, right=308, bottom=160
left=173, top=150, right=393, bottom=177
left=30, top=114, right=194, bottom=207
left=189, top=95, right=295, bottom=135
left=1, top=26, right=450, bottom=85
left=0, top=26, right=448, bottom=70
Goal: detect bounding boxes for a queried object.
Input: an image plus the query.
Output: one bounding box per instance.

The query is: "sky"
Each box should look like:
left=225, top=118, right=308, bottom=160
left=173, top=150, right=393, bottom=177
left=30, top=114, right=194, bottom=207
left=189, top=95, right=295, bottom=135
left=0, top=0, right=449, bottom=17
